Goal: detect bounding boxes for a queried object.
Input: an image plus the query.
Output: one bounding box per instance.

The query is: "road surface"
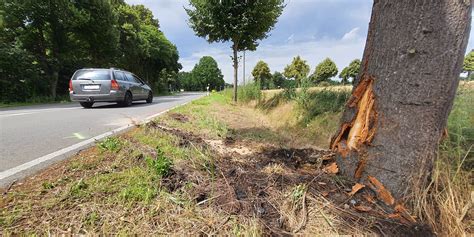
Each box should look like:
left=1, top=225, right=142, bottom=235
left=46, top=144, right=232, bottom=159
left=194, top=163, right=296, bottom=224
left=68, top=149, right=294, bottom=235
left=0, top=92, right=204, bottom=179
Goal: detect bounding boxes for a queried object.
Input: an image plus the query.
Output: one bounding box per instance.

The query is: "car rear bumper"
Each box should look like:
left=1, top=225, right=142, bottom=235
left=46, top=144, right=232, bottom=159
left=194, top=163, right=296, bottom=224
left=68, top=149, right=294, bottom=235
left=69, top=91, right=123, bottom=102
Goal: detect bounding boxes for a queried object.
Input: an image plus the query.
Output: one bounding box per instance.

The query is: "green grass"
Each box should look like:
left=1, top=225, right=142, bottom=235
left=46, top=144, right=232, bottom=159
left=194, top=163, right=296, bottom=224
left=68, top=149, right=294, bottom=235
left=145, top=149, right=173, bottom=177
left=442, top=86, right=474, bottom=170
left=237, top=83, right=262, bottom=103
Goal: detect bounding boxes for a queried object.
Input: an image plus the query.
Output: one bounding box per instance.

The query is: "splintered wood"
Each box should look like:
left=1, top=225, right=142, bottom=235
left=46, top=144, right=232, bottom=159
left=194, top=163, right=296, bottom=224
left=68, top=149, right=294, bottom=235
left=367, top=176, right=395, bottom=206
left=330, top=75, right=377, bottom=158
left=323, top=162, right=339, bottom=174
left=348, top=183, right=365, bottom=196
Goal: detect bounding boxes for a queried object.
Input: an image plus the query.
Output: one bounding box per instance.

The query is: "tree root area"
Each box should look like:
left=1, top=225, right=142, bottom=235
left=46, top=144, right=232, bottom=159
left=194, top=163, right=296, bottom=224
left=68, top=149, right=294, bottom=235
left=154, top=123, right=434, bottom=236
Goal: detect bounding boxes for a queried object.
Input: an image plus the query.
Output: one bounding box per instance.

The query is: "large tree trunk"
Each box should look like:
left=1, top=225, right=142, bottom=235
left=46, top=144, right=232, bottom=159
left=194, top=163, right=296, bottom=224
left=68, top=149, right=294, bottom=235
left=330, top=0, right=471, bottom=201
left=232, top=45, right=239, bottom=102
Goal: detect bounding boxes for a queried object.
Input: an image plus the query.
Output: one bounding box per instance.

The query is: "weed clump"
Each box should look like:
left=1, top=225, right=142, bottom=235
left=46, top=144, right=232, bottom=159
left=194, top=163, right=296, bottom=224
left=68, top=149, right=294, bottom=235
left=70, top=179, right=88, bottom=196
left=97, top=137, right=122, bottom=152
left=146, top=148, right=173, bottom=177
left=238, top=83, right=262, bottom=103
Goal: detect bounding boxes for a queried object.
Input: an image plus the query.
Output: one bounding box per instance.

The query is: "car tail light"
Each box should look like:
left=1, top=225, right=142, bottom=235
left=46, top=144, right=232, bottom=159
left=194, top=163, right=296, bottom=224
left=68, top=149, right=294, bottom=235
left=69, top=80, right=73, bottom=92
left=111, top=79, right=119, bottom=90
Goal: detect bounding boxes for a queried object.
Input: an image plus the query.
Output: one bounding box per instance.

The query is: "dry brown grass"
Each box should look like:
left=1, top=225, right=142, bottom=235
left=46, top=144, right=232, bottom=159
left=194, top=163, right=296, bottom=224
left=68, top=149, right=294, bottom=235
left=413, top=152, right=473, bottom=236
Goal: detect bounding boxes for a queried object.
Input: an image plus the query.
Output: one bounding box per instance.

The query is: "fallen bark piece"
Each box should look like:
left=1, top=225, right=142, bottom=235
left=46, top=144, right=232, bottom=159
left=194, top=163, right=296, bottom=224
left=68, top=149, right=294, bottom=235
left=394, top=204, right=416, bottom=223
left=363, top=193, right=376, bottom=204
left=323, top=162, right=339, bottom=174
left=354, top=205, right=372, bottom=212
left=367, top=176, right=395, bottom=206
left=348, top=183, right=365, bottom=196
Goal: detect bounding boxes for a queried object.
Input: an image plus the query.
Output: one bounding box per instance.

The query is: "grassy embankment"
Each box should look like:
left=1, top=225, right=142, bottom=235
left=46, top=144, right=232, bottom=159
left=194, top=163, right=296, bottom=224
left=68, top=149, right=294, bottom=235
left=1, top=82, right=472, bottom=235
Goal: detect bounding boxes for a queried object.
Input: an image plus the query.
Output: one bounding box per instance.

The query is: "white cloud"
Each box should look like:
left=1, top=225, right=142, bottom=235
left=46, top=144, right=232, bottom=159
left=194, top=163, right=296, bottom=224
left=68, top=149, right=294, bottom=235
left=287, top=34, right=295, bottom=44
left=341, top=27, right=360, bottom=41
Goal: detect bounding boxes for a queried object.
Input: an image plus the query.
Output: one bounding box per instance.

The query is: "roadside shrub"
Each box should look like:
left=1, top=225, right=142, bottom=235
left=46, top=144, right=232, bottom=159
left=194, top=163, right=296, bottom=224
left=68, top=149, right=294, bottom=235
left=297, top=89, right=350, bottom=124
left=97, top=137, right=122, bottom=152
left=238, top=83, right=262, bottom=103
left=258, top=87, right=296, bottom=111
left=146, top=148, right=173, bottom=177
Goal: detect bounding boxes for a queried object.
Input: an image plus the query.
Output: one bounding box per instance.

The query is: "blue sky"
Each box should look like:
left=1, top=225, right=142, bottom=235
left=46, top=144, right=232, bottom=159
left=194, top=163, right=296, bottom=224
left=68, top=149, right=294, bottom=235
left=126, top=0, right=474, bottom=83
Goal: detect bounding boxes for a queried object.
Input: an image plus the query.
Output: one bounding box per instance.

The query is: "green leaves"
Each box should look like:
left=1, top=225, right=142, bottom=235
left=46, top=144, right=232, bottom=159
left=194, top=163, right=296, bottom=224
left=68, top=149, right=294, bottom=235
left=0, top=0, right=180, bottom=102
left=186, top=0, right=284, bottom=51
left=339, top=59, right=361, bottom=84
left=283, top=56, right=310, bottom=87
left=463, top=50, right=474, bottom=79
left=188, top=56, right=225, bottom=91
left=251, top=60, right=272, bottom=89
left=311, top=58, right=338, bottom=84
left=186, top=0, right=285, bottom=101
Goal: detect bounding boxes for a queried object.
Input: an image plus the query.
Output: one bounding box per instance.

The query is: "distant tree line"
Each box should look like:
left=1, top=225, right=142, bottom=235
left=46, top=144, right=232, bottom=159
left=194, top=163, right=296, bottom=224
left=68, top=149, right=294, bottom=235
left=249, top=56, right=361, bottom=90
left=249, top=49, right=474, bottom=89
left=0, top=0, right=180, bottom=103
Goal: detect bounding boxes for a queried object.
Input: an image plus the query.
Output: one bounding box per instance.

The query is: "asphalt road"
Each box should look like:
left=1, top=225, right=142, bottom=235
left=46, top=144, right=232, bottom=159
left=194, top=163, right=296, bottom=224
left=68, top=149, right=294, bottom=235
left=0, top=92, right=204, bottom=173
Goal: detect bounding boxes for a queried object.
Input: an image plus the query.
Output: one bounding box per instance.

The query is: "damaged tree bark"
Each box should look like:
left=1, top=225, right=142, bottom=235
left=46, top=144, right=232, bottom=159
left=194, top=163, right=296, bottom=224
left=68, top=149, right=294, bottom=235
left=330, top=0, right=471, bottom=201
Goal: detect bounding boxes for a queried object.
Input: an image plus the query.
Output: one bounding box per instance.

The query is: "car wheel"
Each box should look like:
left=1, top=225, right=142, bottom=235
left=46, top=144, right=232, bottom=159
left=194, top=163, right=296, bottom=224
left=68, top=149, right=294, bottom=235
left=121, top=91, right=133, bottom=107
left=146, top=91, right=153, bottom=103
left=80, top=102, right=94, bottom=108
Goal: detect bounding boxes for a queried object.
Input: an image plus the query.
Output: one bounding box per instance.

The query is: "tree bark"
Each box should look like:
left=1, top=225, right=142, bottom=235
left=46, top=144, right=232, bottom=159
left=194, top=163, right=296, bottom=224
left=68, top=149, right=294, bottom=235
left=232, top=44, right=239, bottom=102
left=330, top=0, right=471, bottom=201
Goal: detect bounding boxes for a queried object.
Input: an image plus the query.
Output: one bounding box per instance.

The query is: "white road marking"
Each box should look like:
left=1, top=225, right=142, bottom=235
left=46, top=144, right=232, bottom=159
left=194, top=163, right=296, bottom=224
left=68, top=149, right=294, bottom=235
left=0, top=112, right=35, bottom=117
left=0, top=107, right=79, bottom=118
left=0, top=98, right=196, bottom=186
left=73, top=133, right=87, bottom=140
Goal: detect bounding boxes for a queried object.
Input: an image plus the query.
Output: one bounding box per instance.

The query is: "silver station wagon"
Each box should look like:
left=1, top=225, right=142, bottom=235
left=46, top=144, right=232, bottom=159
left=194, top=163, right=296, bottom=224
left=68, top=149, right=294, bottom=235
left=69, top=68, right=153, bottom=108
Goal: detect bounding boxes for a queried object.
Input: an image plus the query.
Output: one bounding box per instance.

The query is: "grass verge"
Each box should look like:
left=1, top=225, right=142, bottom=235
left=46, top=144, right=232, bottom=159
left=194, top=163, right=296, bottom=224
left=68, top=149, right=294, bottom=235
left=1, top=83, right=472, bottom=235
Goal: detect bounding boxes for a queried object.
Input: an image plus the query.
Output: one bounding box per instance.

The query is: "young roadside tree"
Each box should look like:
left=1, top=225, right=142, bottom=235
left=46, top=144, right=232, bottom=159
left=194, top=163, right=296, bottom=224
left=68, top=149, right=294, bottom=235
left=330, top=1, right=471, bottom=202
left=339, top=59, right=361, bottom=85
left=311, top=58, right=338, bottom=84
left=186, top=0, right=285, bottom=102
left=191, top=56, right=225, bottom=91
left=251, top=60, right=272, bottom=89
left=283, top=56, right=310, bottom=87
left=463, top=50, right=474, bottom=80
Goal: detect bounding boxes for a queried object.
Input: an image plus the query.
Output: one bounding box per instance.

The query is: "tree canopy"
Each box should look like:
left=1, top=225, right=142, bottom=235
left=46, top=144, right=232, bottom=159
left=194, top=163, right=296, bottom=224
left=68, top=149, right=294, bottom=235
left=463, top=50, right=474, bottom=79
left=251, top=60, right=272, bottom=89
left=0, top=0, right=180, bottom=102
left=184, top=56, right=225, bottom=91
left=271, top=71, right=286, bottom=89
left=283, top=56, right=310, bottom=87
left=311, top=58, right=338, bottom=83
left=186, top=0, right=285, bottom=101
left=339, top=59, right=361, bottom=84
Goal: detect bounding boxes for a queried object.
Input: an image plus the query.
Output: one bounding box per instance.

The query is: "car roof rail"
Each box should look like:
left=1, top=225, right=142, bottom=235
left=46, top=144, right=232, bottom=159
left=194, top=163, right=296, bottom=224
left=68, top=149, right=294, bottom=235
left=110, top=67, right=126, bottom=71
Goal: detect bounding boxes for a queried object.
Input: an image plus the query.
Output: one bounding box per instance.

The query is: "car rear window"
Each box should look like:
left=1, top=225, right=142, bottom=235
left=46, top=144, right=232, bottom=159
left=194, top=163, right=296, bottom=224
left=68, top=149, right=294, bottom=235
left=72, top=69, right=111, bottom=80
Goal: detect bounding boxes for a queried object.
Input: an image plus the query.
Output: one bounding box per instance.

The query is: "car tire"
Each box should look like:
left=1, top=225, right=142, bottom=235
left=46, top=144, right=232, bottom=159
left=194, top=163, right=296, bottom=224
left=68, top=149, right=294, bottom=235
left=80, top=102, right=94, bottom=108
left=146, top=92, right=153, bottom=103
left=121, top=91, right=133, bottom=107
